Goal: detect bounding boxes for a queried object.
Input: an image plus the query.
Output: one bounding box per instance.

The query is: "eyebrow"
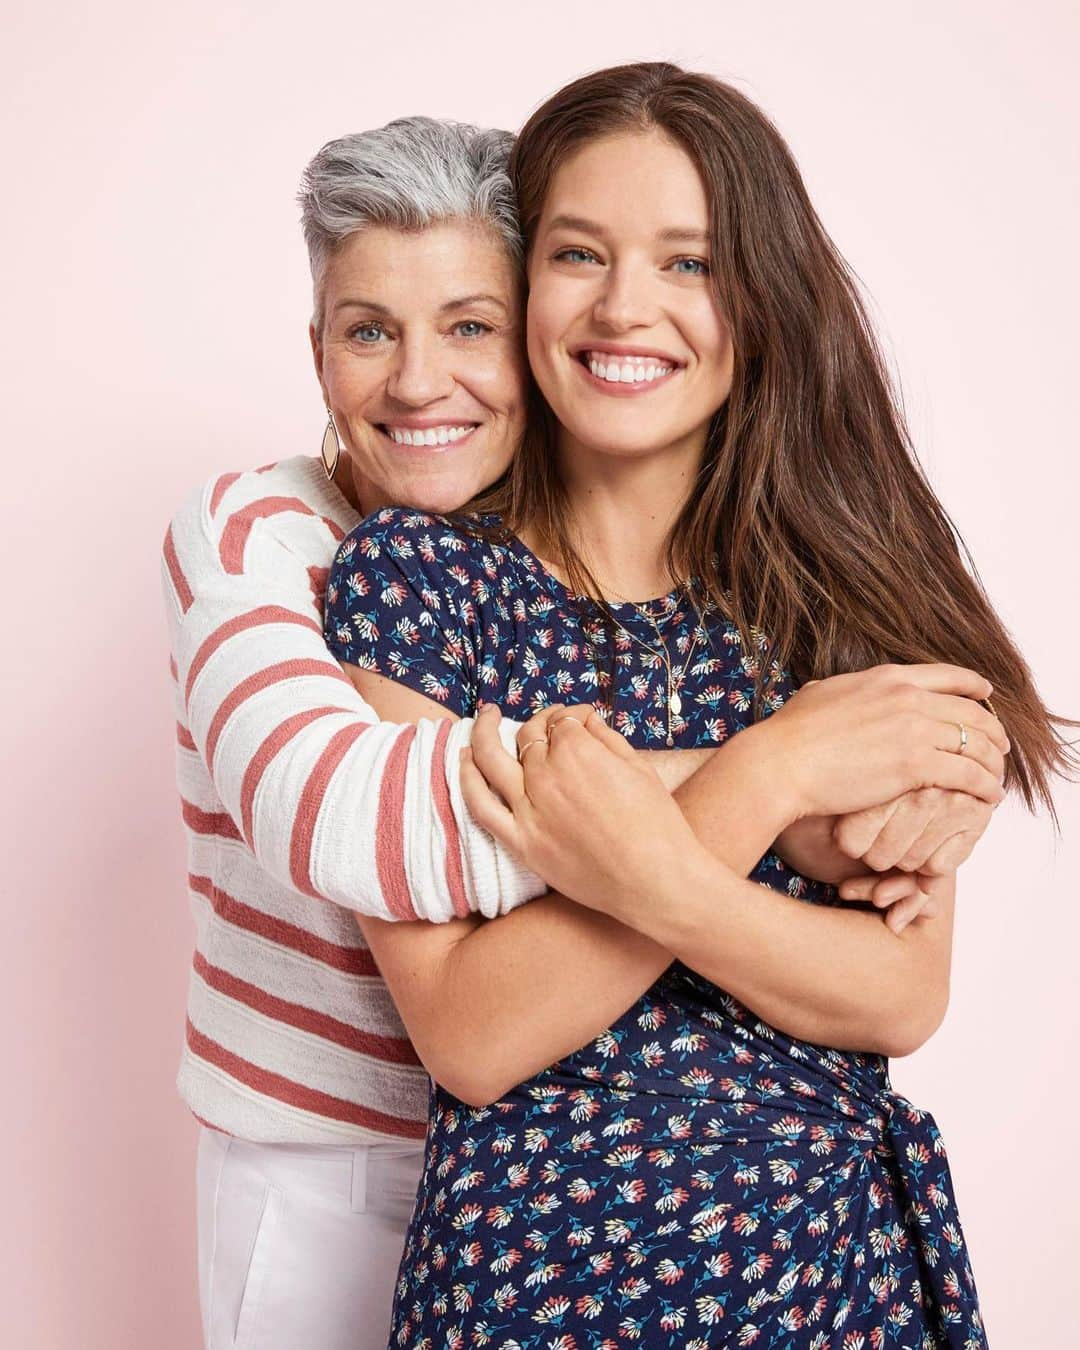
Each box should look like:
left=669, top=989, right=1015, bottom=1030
left=546, top=214, right=710, bottom=245
left=331, top=294, right=509, bottom=318
left=438, top=293, right=509, bottom=316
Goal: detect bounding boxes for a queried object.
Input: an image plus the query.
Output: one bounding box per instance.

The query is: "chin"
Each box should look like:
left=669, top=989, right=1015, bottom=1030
left=394, top=477, right=485, bottom=516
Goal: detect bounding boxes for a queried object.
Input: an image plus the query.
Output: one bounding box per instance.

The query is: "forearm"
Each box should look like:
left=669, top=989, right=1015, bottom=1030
left=358, top=899, right=670, bottom=1106
left=363, top=732, right=794, bottom=1102
left=644, top=746, right=714, bottom=791
left=610, top=847, right=954, bottom=1056
left=164, top=479, right=543, bottom=918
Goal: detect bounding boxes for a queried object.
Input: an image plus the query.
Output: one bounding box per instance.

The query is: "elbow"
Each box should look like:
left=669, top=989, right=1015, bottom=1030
left=420, top=1037, right=518, bottom=1109
left=429, top=1062, right=511, bottom=1111
left=873, top=987, right=950, bottom=1060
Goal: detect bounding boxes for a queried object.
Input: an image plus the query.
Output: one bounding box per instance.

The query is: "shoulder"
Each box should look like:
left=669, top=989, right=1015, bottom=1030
left=166, top=456, right=360, bottom=578
left=333, top=508, right=506, bottom=590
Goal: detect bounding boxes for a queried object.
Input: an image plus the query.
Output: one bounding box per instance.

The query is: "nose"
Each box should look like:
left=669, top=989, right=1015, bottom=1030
left=385, top=330, right=455, bottom=406
left=592, top=259, right=660, bottom=333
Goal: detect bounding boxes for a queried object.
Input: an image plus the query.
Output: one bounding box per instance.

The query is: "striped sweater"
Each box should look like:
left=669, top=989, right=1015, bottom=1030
left=161, top=455, right=542, bottom=1144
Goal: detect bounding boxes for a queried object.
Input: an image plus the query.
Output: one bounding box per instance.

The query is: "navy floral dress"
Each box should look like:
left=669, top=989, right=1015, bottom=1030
left=324, top=509, right=987, bottom=1350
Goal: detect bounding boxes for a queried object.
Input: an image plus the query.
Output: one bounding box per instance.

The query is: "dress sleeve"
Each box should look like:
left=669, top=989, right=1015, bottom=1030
left=324, top=508, right=481, bottom=718
left=163, top=476, right=542, bottom=922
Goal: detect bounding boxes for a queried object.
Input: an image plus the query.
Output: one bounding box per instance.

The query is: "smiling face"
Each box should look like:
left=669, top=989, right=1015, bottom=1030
left=526, top=129, right=734, bottom=467
left=312, top=221, right=526, bottom=516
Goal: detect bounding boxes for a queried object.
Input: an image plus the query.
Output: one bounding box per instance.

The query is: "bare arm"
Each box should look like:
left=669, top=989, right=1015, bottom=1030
left=347, top=663, right=1004, bottom=1101
left=467, top=708, right=961, bottom=1058
left=344, top=671, right=795, bottom=1105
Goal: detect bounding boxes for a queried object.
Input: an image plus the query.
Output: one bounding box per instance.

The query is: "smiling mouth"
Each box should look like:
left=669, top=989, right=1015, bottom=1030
left=576, top=350, right=682, bottom=393
left=379, top=423, right=479, bottom=448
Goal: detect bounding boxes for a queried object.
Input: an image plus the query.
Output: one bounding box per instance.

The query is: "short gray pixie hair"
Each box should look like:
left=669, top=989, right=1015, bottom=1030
left=299, top=116, right=521, bottom=329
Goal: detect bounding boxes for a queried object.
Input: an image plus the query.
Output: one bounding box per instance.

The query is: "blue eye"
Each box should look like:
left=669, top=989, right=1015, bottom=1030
left=352, top=322, right=387, bottom=343
left=454, top=320, right=490, bottom=338
left=671, top=257, right=709, bottom=276
left=554, top=247, right=599, bottom=265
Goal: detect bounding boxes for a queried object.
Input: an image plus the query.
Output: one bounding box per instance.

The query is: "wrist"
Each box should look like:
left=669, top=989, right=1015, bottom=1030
left=724, top=721, right=802, bottom=834
left=636, top=842, right=736, bottom=950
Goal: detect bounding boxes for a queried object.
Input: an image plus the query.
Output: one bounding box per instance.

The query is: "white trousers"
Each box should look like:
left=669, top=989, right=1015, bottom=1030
left=196, top=1126, right=424, bottom=1350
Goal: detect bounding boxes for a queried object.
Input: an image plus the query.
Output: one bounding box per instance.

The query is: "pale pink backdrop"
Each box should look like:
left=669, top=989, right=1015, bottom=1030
left=2, top=2, right=1076, bottom=1345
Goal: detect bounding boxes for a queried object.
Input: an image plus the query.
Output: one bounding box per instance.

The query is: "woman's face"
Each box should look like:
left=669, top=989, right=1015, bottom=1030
left=313, top=221, right=526, bottom=515
left=526, top=129, right=734, bottom=464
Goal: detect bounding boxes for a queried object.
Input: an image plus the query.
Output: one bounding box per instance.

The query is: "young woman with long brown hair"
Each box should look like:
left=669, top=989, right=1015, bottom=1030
left=324, top=64, right=1072, bottom=1346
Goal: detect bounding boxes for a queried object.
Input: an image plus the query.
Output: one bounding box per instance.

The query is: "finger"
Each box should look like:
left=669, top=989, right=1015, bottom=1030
left=836, top=872, right=884, bottom=902
left=920, top=749, right=1006, bottom=804
left=583, top=710, right=639, bottom=763
left=885, top=887, right=936, bottom=934
left=927, top=721, right=1004, bottom=783
left=888, top=664, right=994, bottom=703
left=861, top=793, right=939, bottom=872
left=894, top=807, right=964, bottom=873
left=869, top=871, right=923, bottom=908
left=459, top=748, right=521, bottom=849
left=470, top=706, right=526, bottom=808
left=919, top=692, right=1009, bottom=753
left=518, top=704, right=569, bottom=745
left=833, top=798, right=902, bottom=861
left=922, top=830, right=979, bottom=876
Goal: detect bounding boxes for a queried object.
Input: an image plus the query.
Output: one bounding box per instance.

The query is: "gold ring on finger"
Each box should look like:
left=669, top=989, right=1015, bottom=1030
left=519, top=737, right=546, bottom=763
left=955, top=722, right=968, bottom=755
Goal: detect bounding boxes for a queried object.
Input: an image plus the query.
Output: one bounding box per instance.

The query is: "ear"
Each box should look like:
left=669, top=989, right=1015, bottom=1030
left=309, top=321, right=327, bottom=404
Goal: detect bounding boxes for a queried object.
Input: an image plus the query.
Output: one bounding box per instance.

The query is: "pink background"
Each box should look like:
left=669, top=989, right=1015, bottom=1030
left=3, top=3, right=1076, bottom=1345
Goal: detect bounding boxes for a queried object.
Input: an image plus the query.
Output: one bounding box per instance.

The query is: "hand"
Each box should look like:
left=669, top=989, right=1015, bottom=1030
left=460, top=703, right=706, bottom=916
left=774, top=813, right=944, bottom=931
left=837, top=869, right=951, bottom=935
left=756, top=663, right=1008, bottom=823
left=832, top=787, right=996, bottom=877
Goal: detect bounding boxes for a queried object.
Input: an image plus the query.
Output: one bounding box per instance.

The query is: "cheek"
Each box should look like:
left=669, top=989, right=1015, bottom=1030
left=695, top=312, right=734, bottom=386
left=473, top=348, right=529, bottom=426
left=325, top=351, right=382, bottom=408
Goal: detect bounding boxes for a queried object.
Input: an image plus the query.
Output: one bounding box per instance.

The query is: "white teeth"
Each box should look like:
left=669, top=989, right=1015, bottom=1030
left=385, top=424, right=474, bottom=446
left=586, top=353, right=675, bottom=385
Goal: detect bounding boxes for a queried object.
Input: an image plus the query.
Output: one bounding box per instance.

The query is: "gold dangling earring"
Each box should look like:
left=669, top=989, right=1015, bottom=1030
left=320, top=407, right=342, bottom=480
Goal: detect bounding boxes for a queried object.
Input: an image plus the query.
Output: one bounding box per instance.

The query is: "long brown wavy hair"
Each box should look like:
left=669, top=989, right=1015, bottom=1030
left=476, top=61, right=1075, bottom=815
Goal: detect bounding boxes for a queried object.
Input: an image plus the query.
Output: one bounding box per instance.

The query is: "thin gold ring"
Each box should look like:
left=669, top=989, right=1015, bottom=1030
left=519, top=738, right=547, bottom=762
left=955, top=722, right=968, bottom=755
left=547, top=716, right=580, bottom=733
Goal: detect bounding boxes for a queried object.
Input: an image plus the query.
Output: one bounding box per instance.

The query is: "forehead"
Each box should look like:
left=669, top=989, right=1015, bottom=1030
left=539, top=130, right=709, bottom=237
left=323, top=220, right=520, bottom=311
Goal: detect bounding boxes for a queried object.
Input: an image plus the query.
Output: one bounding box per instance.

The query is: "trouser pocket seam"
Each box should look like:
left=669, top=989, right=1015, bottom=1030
left=233, top=1182, right=282, bottom=1348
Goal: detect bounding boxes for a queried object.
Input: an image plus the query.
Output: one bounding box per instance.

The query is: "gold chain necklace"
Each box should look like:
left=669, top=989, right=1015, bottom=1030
left=598, top=586, right=700, bottom=747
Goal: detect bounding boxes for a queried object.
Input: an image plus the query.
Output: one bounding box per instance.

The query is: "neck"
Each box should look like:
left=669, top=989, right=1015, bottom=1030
left=541, top=428, right=705, bottom=602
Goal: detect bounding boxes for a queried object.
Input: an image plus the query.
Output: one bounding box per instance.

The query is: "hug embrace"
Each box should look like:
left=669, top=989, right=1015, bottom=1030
left=162, top=62, right=1074, bottom=1349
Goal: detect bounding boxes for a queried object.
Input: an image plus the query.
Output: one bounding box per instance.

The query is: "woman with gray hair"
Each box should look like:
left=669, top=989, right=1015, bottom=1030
left=162, top=116, right=544, bottom=1350
left=164, top=113, right=1002, bottom=1348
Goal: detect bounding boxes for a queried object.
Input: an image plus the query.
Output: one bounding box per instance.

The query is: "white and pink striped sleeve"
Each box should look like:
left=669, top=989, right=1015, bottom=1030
left=161, top=469, right=543, bottom=921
